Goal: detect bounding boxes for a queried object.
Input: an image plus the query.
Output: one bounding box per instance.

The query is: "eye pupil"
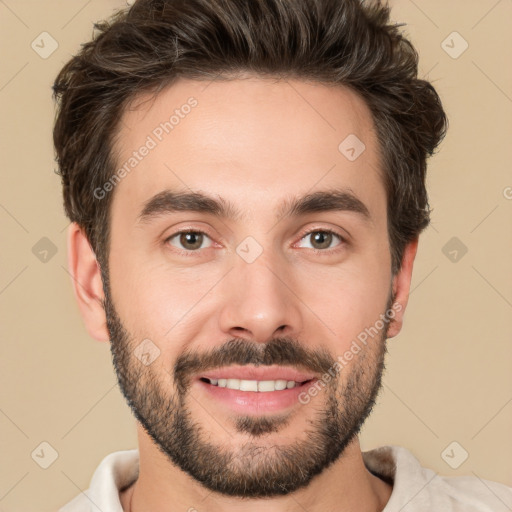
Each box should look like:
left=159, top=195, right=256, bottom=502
left=180, top=232, right=203, bottom=250
left=311, top=231, right=332, bottom=249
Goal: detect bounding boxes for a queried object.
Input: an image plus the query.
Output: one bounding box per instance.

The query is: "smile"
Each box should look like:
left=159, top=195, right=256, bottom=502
left=200, top=377, right=312, bottom=392
left=195, top=365, right=318, bottom=413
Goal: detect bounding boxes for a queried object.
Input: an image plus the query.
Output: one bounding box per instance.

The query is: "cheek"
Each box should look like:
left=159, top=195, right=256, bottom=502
left=114, top=262, right=223, bottom=337
left=294, top=263, right=391, bottom=349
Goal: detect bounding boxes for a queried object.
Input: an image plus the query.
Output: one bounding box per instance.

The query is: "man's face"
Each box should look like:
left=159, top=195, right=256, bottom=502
left=104, top=77, right=395, bottom=497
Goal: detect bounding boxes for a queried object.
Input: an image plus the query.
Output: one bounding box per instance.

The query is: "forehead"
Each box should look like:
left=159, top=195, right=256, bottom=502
left=110, top=76, right=385, bottom=225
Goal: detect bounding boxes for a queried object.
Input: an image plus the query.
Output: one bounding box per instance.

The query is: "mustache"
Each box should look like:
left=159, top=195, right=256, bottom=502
left=173, top=337, right=336, bottom=391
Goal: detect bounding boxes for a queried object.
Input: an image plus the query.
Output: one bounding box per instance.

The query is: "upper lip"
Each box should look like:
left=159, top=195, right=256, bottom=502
left=198, top=365, right=316, bottom=383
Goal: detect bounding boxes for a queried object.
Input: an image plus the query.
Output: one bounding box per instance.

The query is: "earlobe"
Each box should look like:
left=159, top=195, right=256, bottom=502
left=386, top=238, right=419, bottom=339
left=67, top=223, right=110, bottom=342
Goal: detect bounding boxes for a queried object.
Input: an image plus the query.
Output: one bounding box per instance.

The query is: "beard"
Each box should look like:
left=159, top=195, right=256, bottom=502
left=102, top=279, right=393, bottom=498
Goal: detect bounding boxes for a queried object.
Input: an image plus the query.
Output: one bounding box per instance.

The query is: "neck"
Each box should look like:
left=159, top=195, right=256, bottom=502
left=120, top=426, right=392, bottom=512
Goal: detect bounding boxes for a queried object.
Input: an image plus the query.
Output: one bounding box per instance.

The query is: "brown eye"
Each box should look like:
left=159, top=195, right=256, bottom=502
left=166, top=231, right=213, bottom=252
left=310, top=231, right=333, bottom=249
left=180, top=232, right=203, bottom=250
left=297, top=229, right=344, bottom=252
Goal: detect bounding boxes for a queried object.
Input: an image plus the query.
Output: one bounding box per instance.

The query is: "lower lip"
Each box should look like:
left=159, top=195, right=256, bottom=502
left=196, top=379, right=316, bottom=414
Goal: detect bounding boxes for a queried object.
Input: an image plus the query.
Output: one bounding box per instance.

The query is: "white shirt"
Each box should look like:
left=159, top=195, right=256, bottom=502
left=59, top=445, right=512, bottom=511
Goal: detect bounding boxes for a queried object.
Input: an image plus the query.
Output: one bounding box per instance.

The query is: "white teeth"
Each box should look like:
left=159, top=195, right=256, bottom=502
left=258, top=380, right=277, bottom=392
left=239, top=380, right=258, bottom=391
left=227, top=378, right=240, bottom=389
left=207, top=378, right=301, bottom=392
left=274, top=380, right=287, bottom=390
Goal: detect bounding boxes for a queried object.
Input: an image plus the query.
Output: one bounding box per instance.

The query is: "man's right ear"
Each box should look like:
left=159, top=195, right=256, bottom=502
left=67, top=222, right=110, bottom=342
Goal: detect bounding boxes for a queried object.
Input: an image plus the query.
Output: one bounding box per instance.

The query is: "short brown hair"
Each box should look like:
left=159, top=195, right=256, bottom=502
left=52, top=0, right=447, bottom=277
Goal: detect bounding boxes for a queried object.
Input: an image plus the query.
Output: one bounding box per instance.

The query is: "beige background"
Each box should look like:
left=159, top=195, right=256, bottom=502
left=1, top=1, right=511, bottom=510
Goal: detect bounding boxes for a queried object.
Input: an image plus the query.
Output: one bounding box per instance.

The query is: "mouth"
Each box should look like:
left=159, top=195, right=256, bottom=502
left=199, top=377, right=313, bottom=392
left=194, top=366, right=318, bottom=414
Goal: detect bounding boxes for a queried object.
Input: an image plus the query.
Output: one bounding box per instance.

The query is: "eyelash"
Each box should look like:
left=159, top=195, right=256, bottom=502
left=164, top=227, right=347, bottom=257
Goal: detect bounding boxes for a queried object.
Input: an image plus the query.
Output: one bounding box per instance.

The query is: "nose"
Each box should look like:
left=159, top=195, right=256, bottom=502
left=217, top=249, right=304, bottom=344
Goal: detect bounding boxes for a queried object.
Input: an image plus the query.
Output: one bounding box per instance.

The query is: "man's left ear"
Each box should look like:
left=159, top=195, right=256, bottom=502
left=386, top=237, right=419, bottom=339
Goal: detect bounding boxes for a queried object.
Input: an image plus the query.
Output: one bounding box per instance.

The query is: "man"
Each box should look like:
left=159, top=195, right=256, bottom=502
left=53, top=0, right=511, bottom=511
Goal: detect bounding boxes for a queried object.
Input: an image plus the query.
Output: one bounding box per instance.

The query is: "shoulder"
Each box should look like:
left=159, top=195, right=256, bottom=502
left=430, top=472, right=512, bottom=512
left=363, top=445, right=512, bottom=512
left=58, top=449, right=139, bottom=512
left=58, top=492, right=91, bottom=512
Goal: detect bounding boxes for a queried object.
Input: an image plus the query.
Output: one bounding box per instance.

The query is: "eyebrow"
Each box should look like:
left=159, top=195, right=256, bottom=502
left=137, top=188, right=372, bottom=225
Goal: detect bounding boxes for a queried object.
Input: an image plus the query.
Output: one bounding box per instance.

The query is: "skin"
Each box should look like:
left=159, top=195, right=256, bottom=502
left=68, top=76, right=418, bottom=512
